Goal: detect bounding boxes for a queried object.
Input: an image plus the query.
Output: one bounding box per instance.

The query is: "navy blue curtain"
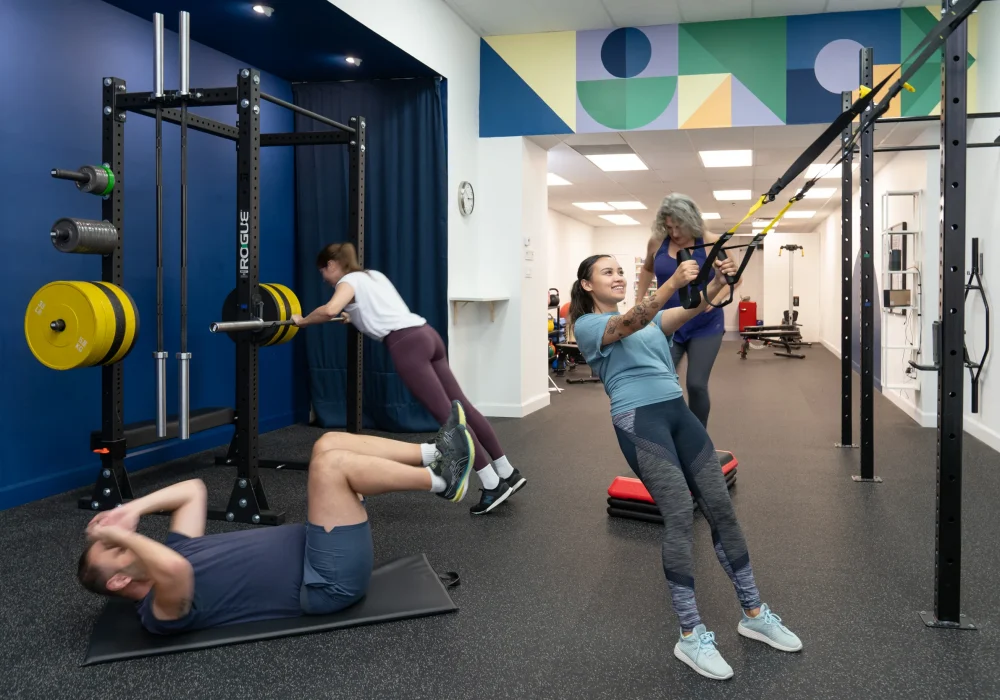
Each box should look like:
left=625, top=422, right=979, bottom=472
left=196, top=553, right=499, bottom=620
left=293, top=78, right=447, bottom=432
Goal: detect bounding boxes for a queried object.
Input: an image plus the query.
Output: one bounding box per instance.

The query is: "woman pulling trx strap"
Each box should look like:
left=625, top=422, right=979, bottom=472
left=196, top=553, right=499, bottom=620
left=569, top=252, right=800, bottom=681
left=292, top=242, right=524, bottom=516
left=636, top=193, right=734, bottom=428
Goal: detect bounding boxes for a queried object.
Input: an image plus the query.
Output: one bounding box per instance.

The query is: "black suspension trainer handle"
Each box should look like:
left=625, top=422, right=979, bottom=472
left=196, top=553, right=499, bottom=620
left=676, top=248, right=698, bottom=309
left=703, top=249, right=737, bottom=309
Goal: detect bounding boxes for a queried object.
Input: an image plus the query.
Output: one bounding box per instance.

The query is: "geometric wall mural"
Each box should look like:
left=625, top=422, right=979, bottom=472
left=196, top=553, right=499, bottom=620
left=480, top=6, right=978, bottom=138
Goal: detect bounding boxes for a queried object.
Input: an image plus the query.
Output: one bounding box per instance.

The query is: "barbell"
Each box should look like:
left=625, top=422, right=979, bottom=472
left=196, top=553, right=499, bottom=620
left=214, top=282, right=302, bottom=346
left=211, top=284, right=345, bottom=338
left=25, top=279, right=313, bottom=371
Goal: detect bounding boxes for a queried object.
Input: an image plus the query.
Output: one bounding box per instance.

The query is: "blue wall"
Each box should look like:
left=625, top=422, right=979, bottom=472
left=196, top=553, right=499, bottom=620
left=0, top=0, right=298, bottom=509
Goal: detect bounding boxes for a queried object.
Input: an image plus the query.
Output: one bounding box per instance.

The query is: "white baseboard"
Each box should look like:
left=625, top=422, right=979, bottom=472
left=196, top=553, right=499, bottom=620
left=478, top=392, right=550, bottom=418
left=965, top=416, right=1000, bottom=453
left=821, top=338, right=841, bottom=357
left=881, top=388, right=935, bottom=427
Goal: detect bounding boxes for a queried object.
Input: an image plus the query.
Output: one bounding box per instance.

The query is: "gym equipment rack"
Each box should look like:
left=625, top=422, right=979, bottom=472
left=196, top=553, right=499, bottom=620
left=80, top=14, right=365, bottom=527
left=845, top=0, right=996, bottom=630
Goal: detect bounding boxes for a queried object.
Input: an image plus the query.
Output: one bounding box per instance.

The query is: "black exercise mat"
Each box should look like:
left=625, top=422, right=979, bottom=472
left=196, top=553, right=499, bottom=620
left=82, top=553, right=458, bottom=666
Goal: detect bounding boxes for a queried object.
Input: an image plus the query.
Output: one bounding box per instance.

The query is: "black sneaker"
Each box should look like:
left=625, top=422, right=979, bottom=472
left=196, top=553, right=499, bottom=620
left=503, top=468, right=526, bottom=495
left=430, top=424, right=474, bottom=502
left=470, top=481, right=513, bottom=515
left=434, top=401, right=467, bottom=460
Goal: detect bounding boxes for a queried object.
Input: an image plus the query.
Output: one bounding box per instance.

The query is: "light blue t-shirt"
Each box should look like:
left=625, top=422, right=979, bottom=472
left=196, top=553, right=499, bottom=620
left=573, top=310, right=684, bottom=416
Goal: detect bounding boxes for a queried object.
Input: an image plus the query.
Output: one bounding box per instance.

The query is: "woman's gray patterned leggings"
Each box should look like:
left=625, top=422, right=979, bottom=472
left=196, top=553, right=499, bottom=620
left=612, top=397, right=761, bottom=631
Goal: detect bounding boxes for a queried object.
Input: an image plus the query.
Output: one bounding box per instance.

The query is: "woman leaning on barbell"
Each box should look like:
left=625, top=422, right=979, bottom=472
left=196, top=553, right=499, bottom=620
left=292, top=242, right=527, bottom=516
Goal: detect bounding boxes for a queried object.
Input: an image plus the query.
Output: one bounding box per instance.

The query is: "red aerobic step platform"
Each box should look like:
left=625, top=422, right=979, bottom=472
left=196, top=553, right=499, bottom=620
left=607, top=450, right=738, bottom=505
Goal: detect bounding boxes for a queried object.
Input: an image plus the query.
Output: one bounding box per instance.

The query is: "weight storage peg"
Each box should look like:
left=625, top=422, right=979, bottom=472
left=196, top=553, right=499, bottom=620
left=50, top=218, right=119, bottom=255
left=50, top=165, right=115, bottom=196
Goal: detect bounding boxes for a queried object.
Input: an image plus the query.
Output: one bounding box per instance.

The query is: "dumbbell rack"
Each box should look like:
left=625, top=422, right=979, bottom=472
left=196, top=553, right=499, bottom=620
left=77, top=70, right=366, bottom=526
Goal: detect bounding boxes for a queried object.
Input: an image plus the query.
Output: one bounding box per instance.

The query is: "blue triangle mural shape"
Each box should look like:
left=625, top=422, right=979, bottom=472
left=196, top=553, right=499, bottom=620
left=480, top=40, right=573, bottom=137
left=731, top=76, right=784, bottom=127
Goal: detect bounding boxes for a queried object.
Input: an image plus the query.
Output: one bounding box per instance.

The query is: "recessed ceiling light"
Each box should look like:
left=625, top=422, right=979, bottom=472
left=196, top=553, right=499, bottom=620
left=702, top=213, right=721, bottom=220
left=699, top=150, right=753, bottom=168
left=346, top=56, right=362, bottom=66
left=252, top=4, right=274, bottom=17
left=805, top=162, right=857, bottom=179
left=573, top=202, right=614, bottom=211
left=784, top=211, right=817, bottom=219
left=714, top=190, right=752, bottom=201
left=547, top=173, right=571, bottom=186
left=600, top=214, right=641, bottom=226
left=803, top=187, right=836, bottom=199
left=608, top=201, right=646, bottom=210
left=585, top=154, right=648, bottom=172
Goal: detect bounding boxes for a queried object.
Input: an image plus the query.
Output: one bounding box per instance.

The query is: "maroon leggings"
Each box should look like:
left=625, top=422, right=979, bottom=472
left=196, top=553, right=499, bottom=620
left=384, top=324, right=504, bottom=472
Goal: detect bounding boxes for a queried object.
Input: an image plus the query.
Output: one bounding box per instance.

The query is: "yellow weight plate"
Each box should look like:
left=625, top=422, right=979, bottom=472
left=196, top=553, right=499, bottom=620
left=264, top=282, right=301, bottom=346
left=24, top=281, right=114, bottom=370
left=96, top=282, right=140, bottom=365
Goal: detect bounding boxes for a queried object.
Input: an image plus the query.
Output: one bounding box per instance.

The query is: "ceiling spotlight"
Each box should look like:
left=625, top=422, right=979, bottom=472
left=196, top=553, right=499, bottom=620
left=252, top=5, right=275, bottom=17
left=346, top=56, right=363, bottom=66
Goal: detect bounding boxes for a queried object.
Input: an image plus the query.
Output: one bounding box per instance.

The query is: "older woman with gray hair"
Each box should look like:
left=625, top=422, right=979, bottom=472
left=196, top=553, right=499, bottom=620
left=636, top=193, right=729, bottom=428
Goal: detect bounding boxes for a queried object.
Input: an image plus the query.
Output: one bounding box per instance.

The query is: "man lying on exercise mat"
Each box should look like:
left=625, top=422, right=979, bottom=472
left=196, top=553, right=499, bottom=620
left=76, top=402, right=473, bottom=635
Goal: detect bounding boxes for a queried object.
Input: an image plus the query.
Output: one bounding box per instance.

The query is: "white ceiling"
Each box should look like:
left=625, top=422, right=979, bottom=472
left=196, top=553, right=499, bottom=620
left=442, top=0, right=936, bottom=37
left=539, top=121, right=933, bottom=233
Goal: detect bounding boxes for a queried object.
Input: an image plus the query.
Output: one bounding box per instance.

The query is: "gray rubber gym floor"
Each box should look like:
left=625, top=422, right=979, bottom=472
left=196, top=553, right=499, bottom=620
left=3, top=342, right=999, bottom=699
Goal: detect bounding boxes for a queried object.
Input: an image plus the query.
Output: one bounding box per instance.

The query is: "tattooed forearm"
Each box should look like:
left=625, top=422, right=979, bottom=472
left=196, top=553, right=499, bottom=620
left=603, top=298, right=656, bottom=344
left=606, top=316, right=623, bottom=338
left=631, top=299, right=653, bottom=328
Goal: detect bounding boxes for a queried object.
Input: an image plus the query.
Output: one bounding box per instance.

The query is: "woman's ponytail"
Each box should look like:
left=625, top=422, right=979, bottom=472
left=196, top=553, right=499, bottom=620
left=567, top=255, right=609, bottom=332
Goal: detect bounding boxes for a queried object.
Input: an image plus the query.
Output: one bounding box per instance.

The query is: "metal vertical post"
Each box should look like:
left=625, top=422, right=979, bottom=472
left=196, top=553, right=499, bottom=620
left=208, top=68, right=284, bottom=526
left=80, top=77, right=132, bottom=512
left=346, top=116, right=366, bottom=434
left=837, top=91, right=858, bottom=449
left=920, top=0, right=974, bottom=630
left=853, top=48, right=881, bottom=483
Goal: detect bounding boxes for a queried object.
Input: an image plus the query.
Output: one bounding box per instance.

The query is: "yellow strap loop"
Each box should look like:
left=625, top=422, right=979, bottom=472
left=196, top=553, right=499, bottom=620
left=756, top=198, right=797, bottom=237
left=725, top=194, right=769, bottom=235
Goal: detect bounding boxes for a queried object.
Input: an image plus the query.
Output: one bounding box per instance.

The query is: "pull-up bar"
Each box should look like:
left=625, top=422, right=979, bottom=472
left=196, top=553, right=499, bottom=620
left=877, top=111, right=1000, bottom=125
left=875, top=141, right=1000, bottom=153
left=260, top=92, right=355, bottom=134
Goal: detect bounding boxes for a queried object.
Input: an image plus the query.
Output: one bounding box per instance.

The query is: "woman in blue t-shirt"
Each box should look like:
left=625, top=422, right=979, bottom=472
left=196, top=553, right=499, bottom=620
left=570, top=253, right=801, bottom=681
left=636, top=193, right=731, bottom=427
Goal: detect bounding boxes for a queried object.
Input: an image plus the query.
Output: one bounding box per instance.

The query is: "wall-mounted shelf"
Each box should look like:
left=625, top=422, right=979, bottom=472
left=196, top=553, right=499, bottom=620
left=880, top=191, right=923, bottom=393
left=450, top=296, right=509, bottom=323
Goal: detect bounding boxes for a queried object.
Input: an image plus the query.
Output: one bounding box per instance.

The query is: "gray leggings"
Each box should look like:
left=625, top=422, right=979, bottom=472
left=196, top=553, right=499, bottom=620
left=670, top=332, right=723, bottom=428
left=613, top=398, right=761, bottom=631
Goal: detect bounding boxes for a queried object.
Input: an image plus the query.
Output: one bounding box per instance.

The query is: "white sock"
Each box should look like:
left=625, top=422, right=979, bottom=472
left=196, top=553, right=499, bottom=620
left=478, top=465, right=500, bottom=490
left=420, top=443, right=439, bottom=466
left=493, top=455, right=514, bottom=478
left=426, top=467, right=446, bottom=493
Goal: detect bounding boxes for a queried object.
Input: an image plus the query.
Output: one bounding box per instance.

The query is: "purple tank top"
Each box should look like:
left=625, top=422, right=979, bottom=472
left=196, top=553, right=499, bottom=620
left=652, top=238, right=725, bottom=344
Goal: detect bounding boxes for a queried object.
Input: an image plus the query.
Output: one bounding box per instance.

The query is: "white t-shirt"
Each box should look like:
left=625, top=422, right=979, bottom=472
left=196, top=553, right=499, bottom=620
left=337, top=270, right=426, bottom=340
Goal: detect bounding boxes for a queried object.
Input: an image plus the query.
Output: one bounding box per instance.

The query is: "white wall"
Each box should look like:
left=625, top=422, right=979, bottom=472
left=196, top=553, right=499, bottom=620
left=964, top=0, right=1000, bottom=451
left=762, top=233, right=821, bottom=341
left=520, top=141, right=550, bottom=411
left=474, top=137, right=550, bottom=417
left=818, top=211, right=842, bottom=352
left=592, top=227, right=765, bottom=333
left=547, top=211, right=594, bottom=310
left=816, top=144, right=941, bottom=426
